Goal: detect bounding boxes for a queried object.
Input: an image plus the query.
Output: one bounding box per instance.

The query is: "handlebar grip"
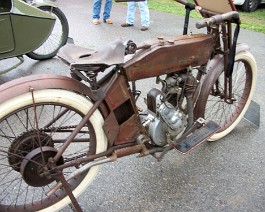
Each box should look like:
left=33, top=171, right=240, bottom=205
left=195, top=18, right=214, bottom=29
left=196, top=11, right=240, bottom=29
left=196, top=16, right=217, bottom=29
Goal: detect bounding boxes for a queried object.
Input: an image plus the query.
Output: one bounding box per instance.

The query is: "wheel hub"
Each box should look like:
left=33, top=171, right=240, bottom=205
left=20, top=146, right=64, bottom=187
left=8, top=131, right=54, bottom=172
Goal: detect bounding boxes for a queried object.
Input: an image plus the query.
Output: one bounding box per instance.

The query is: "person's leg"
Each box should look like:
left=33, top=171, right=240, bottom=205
left=93, top=0, right=102, bottom=19
left=126, top=2, right=136, bottom=25
left=138, top=0, right=150, bottom=29
left=103, top=0, right=112, bottom=22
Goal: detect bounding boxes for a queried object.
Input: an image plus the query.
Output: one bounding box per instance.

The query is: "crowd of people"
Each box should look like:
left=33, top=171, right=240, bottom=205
left=92, top=0, right=150, bottom=31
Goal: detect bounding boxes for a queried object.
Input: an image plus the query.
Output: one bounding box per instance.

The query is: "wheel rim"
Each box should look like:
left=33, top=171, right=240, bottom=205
left=249, top=0, right=259, bottom=10
left=204, top=59, right=252, bottom=133
left=0, top=103, right=96, bottom=211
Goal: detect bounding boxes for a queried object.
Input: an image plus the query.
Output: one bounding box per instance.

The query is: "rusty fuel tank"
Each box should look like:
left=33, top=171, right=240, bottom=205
left=123, top=34, right=214, bottom=81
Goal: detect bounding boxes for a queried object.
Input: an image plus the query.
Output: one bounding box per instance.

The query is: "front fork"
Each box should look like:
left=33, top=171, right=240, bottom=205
left=212, top=76, right=235, bottom=104
left=211, top=23, right=235, bottom=105
left=224, top=76, right=235, bottom=104
left=222, top=23, right=235, bottom=104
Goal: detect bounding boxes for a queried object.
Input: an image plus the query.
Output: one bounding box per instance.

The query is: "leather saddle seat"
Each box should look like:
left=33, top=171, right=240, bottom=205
left=57, top=39, right=126, bottom=71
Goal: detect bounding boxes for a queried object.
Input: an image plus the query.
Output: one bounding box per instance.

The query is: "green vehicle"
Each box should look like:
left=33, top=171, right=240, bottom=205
left=0, top=0, right=69, bottom=74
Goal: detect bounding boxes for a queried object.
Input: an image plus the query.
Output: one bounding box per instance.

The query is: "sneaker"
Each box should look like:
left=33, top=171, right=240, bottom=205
left=103, top=19, right=113, bottom=24
left=121, top=23, right=134, bottom=27
left=141, top=26, right=149, bottom=31
left=93, top=19, right=100, bottom=25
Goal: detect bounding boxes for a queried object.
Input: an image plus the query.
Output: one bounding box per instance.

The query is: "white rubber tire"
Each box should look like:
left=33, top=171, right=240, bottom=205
left=0, top=89, right=107, bottom=211
left=209, top=51, right=257, bottom=141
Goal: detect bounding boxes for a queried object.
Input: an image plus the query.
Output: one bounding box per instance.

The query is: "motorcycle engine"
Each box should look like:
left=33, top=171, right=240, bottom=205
left=144, top=88, right=188, bottom=146
left=139, top=71, right=197, bottom=146
left=149, top=102, right=187, bottom=146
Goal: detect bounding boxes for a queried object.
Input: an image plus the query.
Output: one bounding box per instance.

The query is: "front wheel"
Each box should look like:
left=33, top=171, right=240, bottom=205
left=195, top=51, right=257, bottom=141
left=26, top=6, right=69, bottom=60
left=0, top=89, right=107, bottom=211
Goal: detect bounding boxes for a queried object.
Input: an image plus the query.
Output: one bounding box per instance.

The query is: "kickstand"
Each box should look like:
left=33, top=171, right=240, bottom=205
left=56, top=171, right=83, bottom=212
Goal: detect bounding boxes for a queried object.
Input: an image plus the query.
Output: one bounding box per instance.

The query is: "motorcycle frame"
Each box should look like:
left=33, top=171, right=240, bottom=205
left=0, top=29, right=250, bottom=166
left=0, top=0, right=250, bottom=168
left=0, top=19, right=250, bottom=163
left=0, top=0, right=256, bottom=211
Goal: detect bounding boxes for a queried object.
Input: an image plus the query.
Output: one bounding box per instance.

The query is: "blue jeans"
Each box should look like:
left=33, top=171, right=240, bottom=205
left=126, top=1, right=150, bottom=27
left=93, top=0, right=112, bottom=20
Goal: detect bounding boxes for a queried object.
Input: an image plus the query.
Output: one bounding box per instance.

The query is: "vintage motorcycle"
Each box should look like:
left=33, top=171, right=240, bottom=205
left=0, top=0, right=69, bottom=74
left=0, top=0, right=257, bottom=211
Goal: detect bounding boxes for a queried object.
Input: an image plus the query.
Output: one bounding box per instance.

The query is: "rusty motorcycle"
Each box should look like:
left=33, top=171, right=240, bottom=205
left=0, top=0, right=257, bottom=211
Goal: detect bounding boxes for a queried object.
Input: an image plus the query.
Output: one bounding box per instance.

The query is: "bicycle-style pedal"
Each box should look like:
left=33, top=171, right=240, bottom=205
left=174, top=120, right=220, bottom=155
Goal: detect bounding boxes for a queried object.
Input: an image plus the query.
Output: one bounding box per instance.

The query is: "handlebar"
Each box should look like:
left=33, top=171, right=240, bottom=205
left=195, top=11, right=240, bottom=29
left=175, top=0, right=217, bottom=16
left=175, top=0, right=240, bottom=29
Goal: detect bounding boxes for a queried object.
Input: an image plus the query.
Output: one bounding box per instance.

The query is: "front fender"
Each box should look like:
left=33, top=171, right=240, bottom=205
left=194, top=43, right=250, bottom=118
left=203, top=43, right=250, bottom=84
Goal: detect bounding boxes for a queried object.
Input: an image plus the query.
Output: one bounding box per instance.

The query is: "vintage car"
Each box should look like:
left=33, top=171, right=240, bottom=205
left=233, top=0, right=265, bottom=12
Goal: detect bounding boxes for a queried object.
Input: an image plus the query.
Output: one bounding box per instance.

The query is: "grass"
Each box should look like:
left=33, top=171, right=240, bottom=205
left=144, top=0, right=265, bottom=33
left=239, top=7, right=265, bottom=33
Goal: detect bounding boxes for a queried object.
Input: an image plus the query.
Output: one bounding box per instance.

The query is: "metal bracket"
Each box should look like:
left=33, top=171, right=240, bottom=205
left=0, top=56, right=24, bottom=75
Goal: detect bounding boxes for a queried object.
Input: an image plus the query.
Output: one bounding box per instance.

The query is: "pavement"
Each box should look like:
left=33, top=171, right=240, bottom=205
left=1, top=0, right=265, bottom=211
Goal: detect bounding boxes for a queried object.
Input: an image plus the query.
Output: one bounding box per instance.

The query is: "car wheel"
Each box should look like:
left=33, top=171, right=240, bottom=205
left=242, top=0, right=261, bottom=12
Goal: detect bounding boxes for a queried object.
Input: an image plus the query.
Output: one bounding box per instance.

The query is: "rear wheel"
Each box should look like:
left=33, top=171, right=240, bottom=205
left=0, top=89, right=107, bottom=211
left=26, top=6, right=69, bottom=60
left=194, top=51, right=257, bottom=141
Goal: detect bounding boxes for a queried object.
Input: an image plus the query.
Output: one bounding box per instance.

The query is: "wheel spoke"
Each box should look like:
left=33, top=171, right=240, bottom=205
left=199, top=52, right=255, bottom=140
left=0, top=102, right=96, bottom=209
left=27, top=6, right=69, bottom=60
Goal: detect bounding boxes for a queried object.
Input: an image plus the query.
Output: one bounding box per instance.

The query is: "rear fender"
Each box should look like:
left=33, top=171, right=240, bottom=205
left=0, top=74, right=108, bottom=117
